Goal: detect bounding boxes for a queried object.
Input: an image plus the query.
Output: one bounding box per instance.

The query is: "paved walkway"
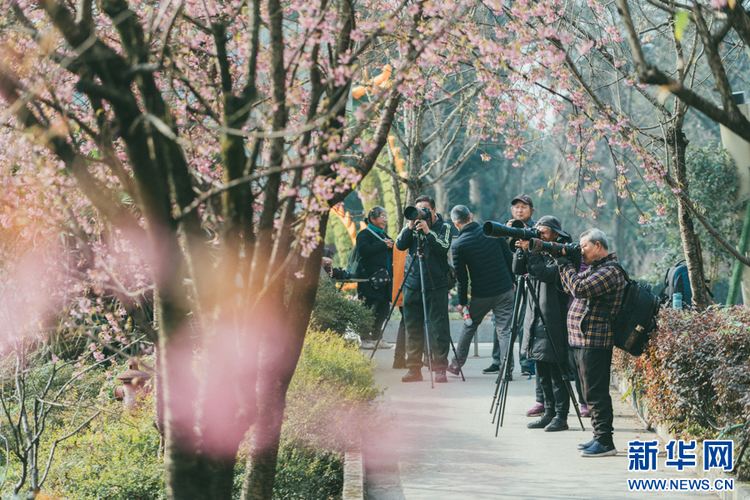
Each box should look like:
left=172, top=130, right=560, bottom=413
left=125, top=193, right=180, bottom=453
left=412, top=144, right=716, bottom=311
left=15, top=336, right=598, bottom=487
left=363, top=336, right=718, bottom=499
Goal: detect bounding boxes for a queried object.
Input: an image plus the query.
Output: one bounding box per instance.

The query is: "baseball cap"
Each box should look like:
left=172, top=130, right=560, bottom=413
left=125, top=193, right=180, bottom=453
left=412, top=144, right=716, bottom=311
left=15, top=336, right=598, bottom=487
left=511, top=194, right=534, bottom=208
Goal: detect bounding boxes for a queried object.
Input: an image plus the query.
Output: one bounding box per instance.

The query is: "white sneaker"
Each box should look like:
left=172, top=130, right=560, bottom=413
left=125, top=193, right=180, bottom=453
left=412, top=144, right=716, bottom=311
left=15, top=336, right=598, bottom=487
left=359, top=340, right=376, bottom=350
left=374, top=339, right=393, bottom=349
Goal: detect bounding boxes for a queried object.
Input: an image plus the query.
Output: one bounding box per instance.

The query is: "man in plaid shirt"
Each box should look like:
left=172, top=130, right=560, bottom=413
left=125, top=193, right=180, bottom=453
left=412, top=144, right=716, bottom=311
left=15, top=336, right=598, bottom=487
left=557, top=228, right=626, bottom=457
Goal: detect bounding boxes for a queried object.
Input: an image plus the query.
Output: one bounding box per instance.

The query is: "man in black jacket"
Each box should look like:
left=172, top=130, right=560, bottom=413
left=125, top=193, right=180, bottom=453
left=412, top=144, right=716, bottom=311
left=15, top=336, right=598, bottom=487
left=514, top=216, right=572, bottom=432
left=356, top=206, right=394, bottom=350
left=396, top=195, right=454, bottom=383
left=447, top=205, right=515, bottom=377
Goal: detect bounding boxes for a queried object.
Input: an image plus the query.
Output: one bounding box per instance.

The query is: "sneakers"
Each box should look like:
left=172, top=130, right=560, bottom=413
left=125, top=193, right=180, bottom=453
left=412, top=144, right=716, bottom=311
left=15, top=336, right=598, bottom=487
left=544, top=417, right=569, bottom=432
left=581, top=441, right=617, bottom=457
left=577, top=439, right=596, bottom=451
left=359, top=340, right=376, bottom=350
left=402, top=368, right=423, bottom=382
left=393, top=358, right=407, bottom=369
left=527, top=414, right=554, bottom=429
left=580, top=403, right=590, bottom=417
left=374, top=339, right=393, bottom=349
left=435, top=369, right=448, bottom=383
left=446, top=363, right=460, bottom=376
left=526, top=402, right=545, bottom=417
left=482, top=364, right=500, bottom=374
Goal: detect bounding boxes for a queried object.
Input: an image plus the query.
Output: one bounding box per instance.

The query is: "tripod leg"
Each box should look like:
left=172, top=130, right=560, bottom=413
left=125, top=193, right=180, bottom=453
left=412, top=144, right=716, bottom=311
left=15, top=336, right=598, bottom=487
left=423, top=316, right=434, bottom=389
left=492, top=312, right=521, bottom=426
left=447, top=337, right=465, bottom=381
left=490, top=287, right=523, bottom=413
left=564, top=373, right=585, bottom=431
left=370, top=257, right=417, bottom=360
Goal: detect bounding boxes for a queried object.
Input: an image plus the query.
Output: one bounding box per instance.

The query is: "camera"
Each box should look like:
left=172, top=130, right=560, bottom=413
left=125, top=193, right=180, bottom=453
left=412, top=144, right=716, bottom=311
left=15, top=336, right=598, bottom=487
left=404, top=205, right=432, bottom=221
left=529, top=238, right=581, bottom=259
left=483, top=220, right=541, bottom=249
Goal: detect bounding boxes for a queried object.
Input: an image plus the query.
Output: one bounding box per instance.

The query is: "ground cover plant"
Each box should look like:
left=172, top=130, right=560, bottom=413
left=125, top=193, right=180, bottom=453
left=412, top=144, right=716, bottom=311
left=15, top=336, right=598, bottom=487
left=6, top=327, right=380, bottom=500
left=613, top=306, right=750, bottom=479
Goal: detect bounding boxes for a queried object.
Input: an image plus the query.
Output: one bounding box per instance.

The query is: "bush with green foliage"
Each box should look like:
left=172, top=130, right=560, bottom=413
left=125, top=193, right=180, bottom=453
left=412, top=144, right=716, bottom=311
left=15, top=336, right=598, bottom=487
left=41, top=329, right=380, bottom=500
left=613, top=306, right=750, bottom=479
left=283, top=328, right=381, bottom=450
left=309, top=278, right=374, bottom=338
left=45, top=393, right=165, bottom=500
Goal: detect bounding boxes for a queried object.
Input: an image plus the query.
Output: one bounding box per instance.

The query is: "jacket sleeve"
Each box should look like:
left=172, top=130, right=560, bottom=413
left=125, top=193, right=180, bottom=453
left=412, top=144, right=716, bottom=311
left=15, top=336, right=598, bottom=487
left=425, top=220, right=451, bottom=260
left=452, top=241, right=469, bottom=305
left=395, top=226, right=413, bottom=251
left=526, top=253, right=559, bottom=284
left=357, top=231, right=387, bottom=258
left=559, top=263, right=621, bottom=299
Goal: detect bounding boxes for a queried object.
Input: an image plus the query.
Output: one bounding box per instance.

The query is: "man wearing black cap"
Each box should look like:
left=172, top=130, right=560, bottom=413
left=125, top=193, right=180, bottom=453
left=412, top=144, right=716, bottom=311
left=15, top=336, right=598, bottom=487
left=514, top=216, right=572, bottom=432
left=503, top=194, right=536, bottom=381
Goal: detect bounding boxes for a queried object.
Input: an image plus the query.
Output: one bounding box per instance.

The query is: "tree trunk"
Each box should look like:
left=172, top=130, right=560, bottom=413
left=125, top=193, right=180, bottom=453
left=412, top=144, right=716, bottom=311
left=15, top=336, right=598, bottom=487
left=669, top=126, right=709, bottom=311
left=241, top=215, right=329, bottom=500
left=403, top=104, right=425, bottom=207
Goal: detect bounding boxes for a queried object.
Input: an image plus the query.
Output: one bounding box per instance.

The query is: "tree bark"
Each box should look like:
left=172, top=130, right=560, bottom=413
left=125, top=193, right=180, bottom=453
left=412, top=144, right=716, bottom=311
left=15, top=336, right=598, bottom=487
left=668, top=126, right=709, bottom=311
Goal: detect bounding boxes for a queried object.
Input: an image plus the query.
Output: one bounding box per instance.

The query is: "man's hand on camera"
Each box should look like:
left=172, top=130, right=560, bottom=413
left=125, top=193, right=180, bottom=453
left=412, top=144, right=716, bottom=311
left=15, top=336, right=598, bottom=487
left=516, top=240, right=530, bottom=251
left=553, top=251, right=571, bottom=266
left=408, top=220, right=416, bottom=230
left=415, top=219, right=430, bottom=234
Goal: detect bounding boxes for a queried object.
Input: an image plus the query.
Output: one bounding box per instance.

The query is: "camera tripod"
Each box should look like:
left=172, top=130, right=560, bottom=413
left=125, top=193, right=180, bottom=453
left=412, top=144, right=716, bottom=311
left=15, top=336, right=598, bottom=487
left=369, top=230, right=465, bottom=386
left=490, top=270, right=585, bottom=436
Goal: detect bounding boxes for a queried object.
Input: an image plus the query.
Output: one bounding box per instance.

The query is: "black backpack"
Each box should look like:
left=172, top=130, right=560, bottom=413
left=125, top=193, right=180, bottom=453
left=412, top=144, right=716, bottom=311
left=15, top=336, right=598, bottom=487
left=606, top=263, right=661, bottom=356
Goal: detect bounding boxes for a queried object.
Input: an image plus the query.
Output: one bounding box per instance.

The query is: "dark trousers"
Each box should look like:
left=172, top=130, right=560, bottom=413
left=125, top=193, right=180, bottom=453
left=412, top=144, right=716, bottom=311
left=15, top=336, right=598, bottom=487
left=403, top=286, right=450, bottom=369
left=569, top=349, right=586, bottom=405
left=573, top=347, right=614, bottom=446
left=394, top=308, right=406, bottom=361
left=362, top=295, right=390, bottom=341
left=535, top=372, right=543, bottom=403
left=536, top=360, right=570, bottom=418
left=453, top=291, right=514, bottom=368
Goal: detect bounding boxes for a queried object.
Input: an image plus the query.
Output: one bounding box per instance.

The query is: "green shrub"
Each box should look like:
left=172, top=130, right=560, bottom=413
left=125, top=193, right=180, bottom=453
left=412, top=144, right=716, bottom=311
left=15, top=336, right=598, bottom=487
left=310, top=278, right=374, bottom=338
left=46, top=395, right=165, bottom=500
left=40, top=329, right=381, bottom=500
left=283, top=329, right=382, bottom=452
left=272, top=443, right=343, bottom=500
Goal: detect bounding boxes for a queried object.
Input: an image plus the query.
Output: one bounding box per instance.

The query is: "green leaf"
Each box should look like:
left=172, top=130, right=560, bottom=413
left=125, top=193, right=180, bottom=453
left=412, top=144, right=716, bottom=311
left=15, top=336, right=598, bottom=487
left=674, top=10, right=690, bottom=42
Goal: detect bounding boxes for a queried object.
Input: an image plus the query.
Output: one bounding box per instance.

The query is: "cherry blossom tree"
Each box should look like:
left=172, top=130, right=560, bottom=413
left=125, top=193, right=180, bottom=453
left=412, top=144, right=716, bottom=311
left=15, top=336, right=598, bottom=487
left=0, top=0, right=422, bottom=496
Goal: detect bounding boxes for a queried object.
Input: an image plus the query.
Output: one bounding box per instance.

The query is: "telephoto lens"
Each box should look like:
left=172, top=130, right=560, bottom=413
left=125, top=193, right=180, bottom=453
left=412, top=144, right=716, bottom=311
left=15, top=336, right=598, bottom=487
left=529, top=238, right=580, bottom=258
left=482, top=221, right=540, bottom=243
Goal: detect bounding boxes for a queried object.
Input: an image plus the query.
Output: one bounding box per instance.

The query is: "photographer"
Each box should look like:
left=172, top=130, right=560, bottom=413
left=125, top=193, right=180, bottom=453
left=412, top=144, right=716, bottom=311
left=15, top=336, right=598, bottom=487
left=395, top=195, right=454, bottom=383
left=556, top=228, right=626, bottom=457
left=356, top=207, right=394, bottom=350
left=514, top=216, right=572, bottom=432
left=507, top=194, right=537, bottom=379
left=447, top=205, right=514, bottom=377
